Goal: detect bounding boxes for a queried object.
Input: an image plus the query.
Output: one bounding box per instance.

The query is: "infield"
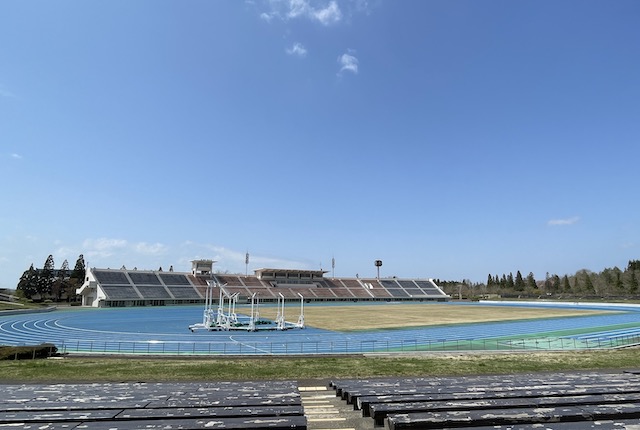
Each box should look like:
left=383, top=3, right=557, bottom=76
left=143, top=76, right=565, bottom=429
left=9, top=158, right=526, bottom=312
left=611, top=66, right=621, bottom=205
left=241, top=303, right=615, bottom=332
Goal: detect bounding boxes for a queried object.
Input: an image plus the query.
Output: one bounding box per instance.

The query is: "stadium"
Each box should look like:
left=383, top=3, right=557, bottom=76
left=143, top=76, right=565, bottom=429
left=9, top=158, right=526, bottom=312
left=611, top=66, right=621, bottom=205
left=2, top=258, right=640, bottom=356
left=4, top=259, right=640, bottom=429
left=75, top=259, right=450, bottom=308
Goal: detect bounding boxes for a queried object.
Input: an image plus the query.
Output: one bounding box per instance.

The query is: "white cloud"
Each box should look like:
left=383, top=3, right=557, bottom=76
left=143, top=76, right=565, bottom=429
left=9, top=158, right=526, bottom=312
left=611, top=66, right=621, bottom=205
left=548, top=216, right=580, bottom=226
left=262, top=0, right=343, bottom=25
left=178, top=241, right=311, bottom=274
left=337, top=51, right=358, bottom=75
left=10, top=153, right=23, bottom=159
left=260, top=11, right=274, bottom=22
left=286, top=42, right=308, bottom=57
left=83, top=238, right=128, bottom=258
left=134, top=242, right=169, bottom=256
left=313, top=1, right=342, bottom=25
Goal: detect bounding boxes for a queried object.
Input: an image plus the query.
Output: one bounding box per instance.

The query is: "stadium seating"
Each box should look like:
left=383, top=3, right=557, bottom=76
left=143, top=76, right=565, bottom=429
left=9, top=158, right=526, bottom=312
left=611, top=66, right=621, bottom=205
left=0, top=381, right=307, bottom=430
left=330, top=371, right=640, bottom=428
left=82, top=268, right=449, bottom=307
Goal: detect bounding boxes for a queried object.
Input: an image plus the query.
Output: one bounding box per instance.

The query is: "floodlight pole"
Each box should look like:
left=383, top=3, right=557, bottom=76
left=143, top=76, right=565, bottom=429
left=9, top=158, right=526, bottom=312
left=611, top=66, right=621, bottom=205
left=332, top=256, right=335, bottom=279
left=245, top=252, right=249, bottom=277
left=375, top=260, right=383, bottom=280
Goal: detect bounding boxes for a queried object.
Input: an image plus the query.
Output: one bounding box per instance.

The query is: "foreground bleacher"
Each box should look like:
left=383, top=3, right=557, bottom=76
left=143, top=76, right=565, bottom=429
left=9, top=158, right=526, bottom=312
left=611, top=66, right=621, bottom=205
left=330, top=370, right=640, bottom=429
left=0, top=381, right=306, bottom=430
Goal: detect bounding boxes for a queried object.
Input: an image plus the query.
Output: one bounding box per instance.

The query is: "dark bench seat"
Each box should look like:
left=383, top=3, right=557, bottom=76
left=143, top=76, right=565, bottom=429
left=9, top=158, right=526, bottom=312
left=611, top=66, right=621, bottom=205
left=0, top=382, right=307, bottom=430
left=330, top=371, right=640, bottom=429
left=386, top=403, right=640, bottom=429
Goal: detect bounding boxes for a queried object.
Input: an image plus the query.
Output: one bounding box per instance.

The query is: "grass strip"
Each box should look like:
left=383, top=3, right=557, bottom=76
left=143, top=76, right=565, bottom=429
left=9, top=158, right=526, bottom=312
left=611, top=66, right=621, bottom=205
left=0, top=349, right=639, bottom=383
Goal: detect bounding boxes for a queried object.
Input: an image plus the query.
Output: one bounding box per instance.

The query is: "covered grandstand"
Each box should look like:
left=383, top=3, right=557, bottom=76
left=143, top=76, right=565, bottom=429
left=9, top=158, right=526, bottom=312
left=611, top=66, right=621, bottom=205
left=76, top=260, right=449, bottom=307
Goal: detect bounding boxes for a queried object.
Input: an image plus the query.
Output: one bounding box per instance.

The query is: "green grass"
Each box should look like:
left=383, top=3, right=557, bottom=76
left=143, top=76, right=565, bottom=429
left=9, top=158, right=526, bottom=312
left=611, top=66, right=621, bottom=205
left=1, top=349, right=639, bottom=383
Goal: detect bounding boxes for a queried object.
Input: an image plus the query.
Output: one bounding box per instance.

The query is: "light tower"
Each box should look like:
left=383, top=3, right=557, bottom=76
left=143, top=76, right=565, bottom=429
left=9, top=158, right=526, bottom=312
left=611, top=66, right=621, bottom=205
left=375, top=259, right=382, bottom=279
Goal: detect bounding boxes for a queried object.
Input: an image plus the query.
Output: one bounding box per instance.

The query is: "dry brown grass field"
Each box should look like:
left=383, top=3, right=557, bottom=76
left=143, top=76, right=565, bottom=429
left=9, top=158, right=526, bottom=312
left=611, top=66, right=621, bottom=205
left=237, top=303, right=614, bottom=332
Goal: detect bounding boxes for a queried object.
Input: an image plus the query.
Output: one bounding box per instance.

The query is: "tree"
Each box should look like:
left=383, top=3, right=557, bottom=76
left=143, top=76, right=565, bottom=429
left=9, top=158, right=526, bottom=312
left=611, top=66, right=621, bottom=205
left=627, top=270, right=639, bottom=295
left=628, top=260, right=640, bottom=272
left=514, top=271, right=525, bottom=291
left=583, top=271, right=595, bottom=294
left=525, top=272, right=537, bottom=292
left=562, top=275, right=571, bottom=293
left=52, top=259, right=70, bottom=301
left=614, top=268, right=624, bottom=294
left=17, top=264, right=39, bottom=299
left=549, top=274, right=561, bottom=294
left=38, top=254, right=55, bottom=298
left=66, top=254, right=86, bottom=302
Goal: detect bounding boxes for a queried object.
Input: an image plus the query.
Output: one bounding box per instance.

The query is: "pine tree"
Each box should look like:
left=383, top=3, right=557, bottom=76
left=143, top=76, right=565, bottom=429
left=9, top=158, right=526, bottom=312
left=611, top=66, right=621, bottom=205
left=70, top=254, right=86, bottom=283
left=514, top=271, right=525, bottom=291
left=38, top=255, right=55, bottom=298
left=562, top=275, right=571, bottom=293
left=17, top=264, right=39, bottom=299
left=548, top=274, right=560, bottom=294
left=583, top=271, right=595, bottom=294
left=68, top=254, right=86, bottom=302
left=614, top=269, right=624, bottom=293
left=526, top=272, right=537, bottom=291
left=627, top=270, right=639, bottom=295
left=53, top=259, right=70, bottom=301
left=507, top=273, right=515, bottom=290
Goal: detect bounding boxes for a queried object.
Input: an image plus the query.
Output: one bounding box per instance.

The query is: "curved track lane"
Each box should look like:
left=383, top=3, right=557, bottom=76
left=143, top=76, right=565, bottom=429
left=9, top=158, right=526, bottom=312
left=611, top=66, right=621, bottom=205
left=2, top=302, right=640, bottom=354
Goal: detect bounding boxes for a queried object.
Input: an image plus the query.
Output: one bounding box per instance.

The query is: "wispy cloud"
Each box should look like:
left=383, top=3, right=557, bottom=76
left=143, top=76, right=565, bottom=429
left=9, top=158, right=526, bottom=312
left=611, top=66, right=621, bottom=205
left=10, top=153, right=23, bottom=160
left=337, top=51, right=359, bottom=75
left=82, top=238, right=129, bottom=259
left=261, top=0, right=343, bottom=25
left=548, top=216, right=580, bottom=226
left=179, top=241, right=310, bottom=274
left=286, top=42, right=308, bottom=57
left=312, top=1, right=342, bottom=25
left=134, top=242, right=169, bottom=256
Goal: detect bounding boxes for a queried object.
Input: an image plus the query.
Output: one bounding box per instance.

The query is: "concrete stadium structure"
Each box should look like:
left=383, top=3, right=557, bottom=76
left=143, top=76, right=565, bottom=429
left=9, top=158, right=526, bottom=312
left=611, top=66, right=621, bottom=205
left=76, top=259, right=449, bottom=307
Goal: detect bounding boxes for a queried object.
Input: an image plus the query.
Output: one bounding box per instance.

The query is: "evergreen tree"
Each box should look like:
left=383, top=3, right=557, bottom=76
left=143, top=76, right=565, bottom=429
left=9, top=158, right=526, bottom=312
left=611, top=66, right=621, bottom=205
left=550, top=275, right=561, bottom=294
left=487, top=274, right=493, bottom=289
left=628, top=260, right=640, bottom=272
left=67, top=254, right=86, bottom=302
left=614, top=268, right=624, bottom=294
left=525, top=272, right=537, bottom=291
left=562, top=275, right=571, bottom=293
left=70, top=254, right=86, bottom=283
left=627, top=270, right=639, bottom=294
left=38, top=254, right=55, bottom=298
left=583, top=271, right=595, bottom=294
left=507, top=272, right=515, bottom=290
left=17, top=264, right=39, bottom=299
left=514, top=271, right=525, bottom=291
left=53, top=259, right=70, bottom=301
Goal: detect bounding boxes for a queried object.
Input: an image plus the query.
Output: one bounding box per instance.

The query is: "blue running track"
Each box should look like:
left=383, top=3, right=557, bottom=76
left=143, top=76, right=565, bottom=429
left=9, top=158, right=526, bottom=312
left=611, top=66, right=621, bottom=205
left=1, top=302, right=640, bottom=355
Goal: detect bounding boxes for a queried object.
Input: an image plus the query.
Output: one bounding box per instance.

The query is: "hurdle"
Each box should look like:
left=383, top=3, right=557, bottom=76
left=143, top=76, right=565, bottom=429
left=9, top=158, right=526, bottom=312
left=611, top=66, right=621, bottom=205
left=189, top=282, right=305, bottom=332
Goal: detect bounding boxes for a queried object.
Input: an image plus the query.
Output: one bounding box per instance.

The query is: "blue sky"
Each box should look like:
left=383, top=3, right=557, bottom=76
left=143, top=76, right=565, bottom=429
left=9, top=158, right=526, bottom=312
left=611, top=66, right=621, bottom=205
left=1, top=0, right=639, bottom=289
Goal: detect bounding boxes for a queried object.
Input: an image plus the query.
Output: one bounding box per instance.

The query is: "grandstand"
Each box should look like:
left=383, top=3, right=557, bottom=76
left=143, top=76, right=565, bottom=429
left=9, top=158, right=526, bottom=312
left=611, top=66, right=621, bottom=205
left=76, top=260, right=449, bottom=307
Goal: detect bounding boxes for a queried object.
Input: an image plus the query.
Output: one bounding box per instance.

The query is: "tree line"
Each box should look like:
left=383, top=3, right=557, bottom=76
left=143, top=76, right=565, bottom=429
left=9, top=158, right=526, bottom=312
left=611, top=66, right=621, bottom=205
left=436, top=259, right=640, bottom=299
left=16, top=254, right=86, bottom=302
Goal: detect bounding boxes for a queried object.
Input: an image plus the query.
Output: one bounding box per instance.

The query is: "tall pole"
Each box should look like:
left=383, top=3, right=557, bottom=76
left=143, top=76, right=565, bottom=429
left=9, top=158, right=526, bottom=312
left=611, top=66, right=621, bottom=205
left=245, top=251, right=249, bottom=277
left=375, top=260, right=382, bottom=279
left=332, top=256, right=335, bottom=279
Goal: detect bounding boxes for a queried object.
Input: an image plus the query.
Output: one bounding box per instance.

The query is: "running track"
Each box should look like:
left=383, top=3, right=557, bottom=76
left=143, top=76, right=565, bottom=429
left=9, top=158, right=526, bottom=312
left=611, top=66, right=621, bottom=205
left=2, top=302, right=640, bottom=355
